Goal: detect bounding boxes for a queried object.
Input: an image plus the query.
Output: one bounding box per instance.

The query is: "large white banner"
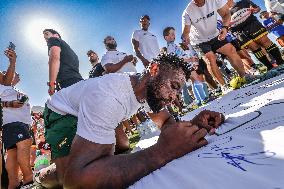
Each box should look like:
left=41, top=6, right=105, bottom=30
left=131, top=75, right=284, bottom=189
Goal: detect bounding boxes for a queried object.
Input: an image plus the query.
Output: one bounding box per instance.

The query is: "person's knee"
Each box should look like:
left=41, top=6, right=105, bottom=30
left=204, top=53, right=217, bottom=66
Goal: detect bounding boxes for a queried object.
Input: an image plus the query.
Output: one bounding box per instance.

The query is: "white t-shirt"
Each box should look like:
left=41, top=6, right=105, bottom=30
left=182, top=0, right=227, bottom=45
left=167, top=42, right=198, bottom=66
left=46, top=74, right=146, bottom=144
left=0, top=85, right=31, bottom=125
left=167, top=42, right=197, bottom=58
left=101, top=50, right=137, bottom=74
left=265, top=0, right=284, bottom=13
left=132, top=30, right=160, bottom=61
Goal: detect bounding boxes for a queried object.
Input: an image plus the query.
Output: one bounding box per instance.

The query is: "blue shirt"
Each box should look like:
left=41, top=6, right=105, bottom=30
left=262, top=17, right=284, bottom=38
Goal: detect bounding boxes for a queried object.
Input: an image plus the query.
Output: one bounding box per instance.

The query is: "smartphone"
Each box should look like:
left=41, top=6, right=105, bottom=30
left=8, top=42, right=16, bottom=50
left=19, top=95, right=29, bottom=103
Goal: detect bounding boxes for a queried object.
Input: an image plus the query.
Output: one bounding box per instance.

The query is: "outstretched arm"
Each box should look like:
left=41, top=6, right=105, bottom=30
left=0, top=49, right=17, bottom=86
left=48, top=46, right=61, bottom=95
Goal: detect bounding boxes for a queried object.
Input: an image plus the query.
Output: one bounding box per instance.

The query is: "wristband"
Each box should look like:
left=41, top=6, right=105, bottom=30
left=47, top=81, right=56, bottom=87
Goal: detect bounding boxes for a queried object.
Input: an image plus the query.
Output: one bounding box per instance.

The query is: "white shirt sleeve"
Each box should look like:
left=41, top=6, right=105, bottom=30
left=76, top=94, right=125, bottom=144
left=167, top=43, right=176, bottom=54
left=216, top=0, right=227, bottom=9
left=182, top=10, right=191, bottom=27
left=100, top=53, right=114, bottom=67
left=132, top=30, right=140, bottom=42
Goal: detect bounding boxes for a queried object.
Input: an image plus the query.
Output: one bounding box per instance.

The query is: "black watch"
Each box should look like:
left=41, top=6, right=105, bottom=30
left=222, top=25, right=229, bottom=31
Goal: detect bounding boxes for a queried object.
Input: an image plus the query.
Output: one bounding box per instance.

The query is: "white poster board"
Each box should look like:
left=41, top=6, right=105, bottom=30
left=131, top=75, right=284, bottom=189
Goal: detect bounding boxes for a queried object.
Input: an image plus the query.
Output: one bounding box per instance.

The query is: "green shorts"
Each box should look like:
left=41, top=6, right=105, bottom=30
left=43, top=106, right=77, bottom=159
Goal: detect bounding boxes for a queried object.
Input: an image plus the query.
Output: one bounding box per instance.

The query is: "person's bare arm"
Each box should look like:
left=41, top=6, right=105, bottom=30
left=250, top=1, right=260, bottom=13
left=217, top=4, right=231, bottom=40
left=103, top=55, right=133, bottom=74
left=132, top=39, right=150, bottom=67
left=218, top=4, right=231, bottom=27
left=182, top=24, right=191, bottom=44
left=64, top=120, right=208, bottom=189
left=0, top=49, right=17, bottom=86
left=148, top=109, right=176, bottom=129
left=48, top=46, right=61, bottom=95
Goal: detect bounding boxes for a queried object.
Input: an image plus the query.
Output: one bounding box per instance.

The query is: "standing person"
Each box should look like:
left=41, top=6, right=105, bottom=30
left=181, top=0, right=248, bottom=93
left=132, top=15, right=160, bottom=67
left=86, top=50, right=105, bottom=78
left=260, top=11, right=284, bottom=47
left=228, top=0, right=284, bottom=69
left=264, top=0, right=284, bottom=14
left=43, top=29, right=83, bottom=95
left=101, top=36, right=137, bottom=75
left=101, top=36, right=137, bottom=151
left=1, top=47, right=18, bottom=189
left=216, top=20, right=259, bottom=75
left=1, top=73, right=33, bottom=189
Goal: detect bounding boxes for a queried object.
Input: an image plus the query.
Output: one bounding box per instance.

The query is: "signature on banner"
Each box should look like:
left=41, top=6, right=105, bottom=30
left=198, top=144, right=276, bottom=171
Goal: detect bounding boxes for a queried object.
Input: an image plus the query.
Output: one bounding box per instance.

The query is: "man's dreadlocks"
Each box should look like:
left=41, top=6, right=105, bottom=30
left=152, top=53, right=192, bottom=80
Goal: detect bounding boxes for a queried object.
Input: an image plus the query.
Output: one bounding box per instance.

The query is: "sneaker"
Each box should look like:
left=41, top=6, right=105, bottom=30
left=212, top=86, right=223, bottom=96
left=247, top=67, right=260, bottom=75
left=243, top=74, right=258, bottom=84
left=20, top=181, right=34, bottom=189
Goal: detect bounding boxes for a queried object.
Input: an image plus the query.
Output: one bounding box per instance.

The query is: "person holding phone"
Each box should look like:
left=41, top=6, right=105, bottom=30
left=0, top=71, right=34, bottom=189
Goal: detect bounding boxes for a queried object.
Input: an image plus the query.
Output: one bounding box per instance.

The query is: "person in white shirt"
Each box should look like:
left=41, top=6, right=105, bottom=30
left=264, top=0, right=284, bottom=14
left=101, top=36, right=137, bottom=75
left=39, top=54, right=224, bottom=189
left=1, top=73, right=33, bottom=189
left=132, top=15, right=160, bottom=67
left=181, top=0, right=248, bottom=92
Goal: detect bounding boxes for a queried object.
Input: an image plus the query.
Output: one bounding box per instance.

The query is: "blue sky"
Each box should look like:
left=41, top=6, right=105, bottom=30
left=0, top=0, right=265, bottom=106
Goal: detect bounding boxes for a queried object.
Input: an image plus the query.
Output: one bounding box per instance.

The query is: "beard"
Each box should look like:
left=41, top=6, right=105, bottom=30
left=146, top=79, right=168, bottom=114
left=106, top=43, right=117, bottom=50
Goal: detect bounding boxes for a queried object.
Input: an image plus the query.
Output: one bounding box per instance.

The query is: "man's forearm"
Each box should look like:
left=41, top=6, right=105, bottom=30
left=222, top=12, right=231, bottom=27
left=104, top=60, right=127, bottom=73
left=2, top=61, right=16, bottom=86
left=49, top=57, right=60, bottom=82
left=136, top=51, right=149, bottom=67
left=64, top=143, right=173, bottom=189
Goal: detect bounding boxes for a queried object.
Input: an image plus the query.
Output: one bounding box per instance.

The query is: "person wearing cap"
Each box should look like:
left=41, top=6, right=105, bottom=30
left=43, top=29, right=83, bottom=95
left=132, top=15, right=160, bottom=68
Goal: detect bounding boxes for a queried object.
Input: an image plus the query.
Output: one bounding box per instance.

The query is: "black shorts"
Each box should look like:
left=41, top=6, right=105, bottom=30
left=193, top=36, right=229, bottom=55
left=197, top=58, right=207, bottom=74
left=232, top=19, right=268, bottom=49
left=230, top=39, right=242, bottom=52
left=2, top=122, right=31, bottom=150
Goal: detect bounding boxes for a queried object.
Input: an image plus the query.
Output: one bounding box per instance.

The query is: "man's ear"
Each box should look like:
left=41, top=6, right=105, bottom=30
left=164, top=36, right=168, bottom=41
left=149, top=63, right=159, bottom=76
